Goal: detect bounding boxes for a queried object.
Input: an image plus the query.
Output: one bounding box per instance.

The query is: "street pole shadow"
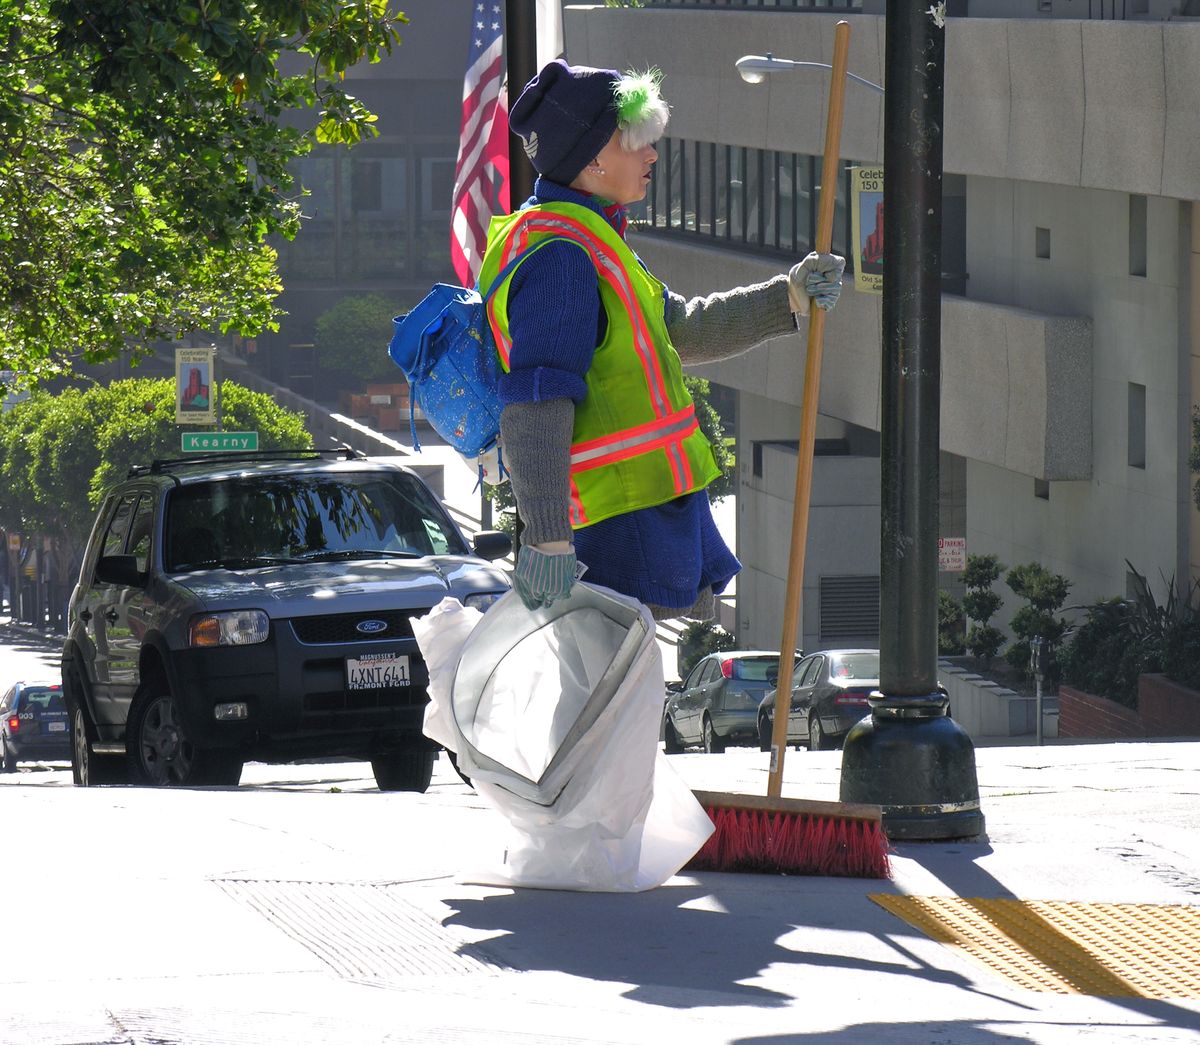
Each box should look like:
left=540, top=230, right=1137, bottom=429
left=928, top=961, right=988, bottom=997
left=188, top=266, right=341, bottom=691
left=440, top=871, right=1025, bottom=1012
left=895, top=840, right=1200, bottom=1035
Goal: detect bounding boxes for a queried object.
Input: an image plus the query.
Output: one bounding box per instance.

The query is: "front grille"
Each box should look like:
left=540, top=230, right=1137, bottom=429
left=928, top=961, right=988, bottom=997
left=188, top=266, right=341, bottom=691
left=304, top=688, right=421, bottom=712
left=291, top=610, right=416, bottom=645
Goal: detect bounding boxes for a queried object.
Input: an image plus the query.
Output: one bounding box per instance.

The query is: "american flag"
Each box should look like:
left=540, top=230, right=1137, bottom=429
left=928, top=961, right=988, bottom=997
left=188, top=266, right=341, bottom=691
left=450, top=2, right=510, bottom=287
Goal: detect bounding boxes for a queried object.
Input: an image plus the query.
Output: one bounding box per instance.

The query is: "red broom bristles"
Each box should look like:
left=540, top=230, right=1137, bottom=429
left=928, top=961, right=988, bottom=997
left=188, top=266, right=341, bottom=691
left=686, top=801, right=892, bottom=879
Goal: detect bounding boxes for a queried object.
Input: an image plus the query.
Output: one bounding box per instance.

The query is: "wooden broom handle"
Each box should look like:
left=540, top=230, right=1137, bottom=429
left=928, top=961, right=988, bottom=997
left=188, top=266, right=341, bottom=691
left=768, top=20, right=852, bottom=799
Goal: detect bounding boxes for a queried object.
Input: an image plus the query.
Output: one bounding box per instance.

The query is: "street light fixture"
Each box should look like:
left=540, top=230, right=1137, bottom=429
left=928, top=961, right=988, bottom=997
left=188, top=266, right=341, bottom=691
left=735, top=54, right=884, bottom=94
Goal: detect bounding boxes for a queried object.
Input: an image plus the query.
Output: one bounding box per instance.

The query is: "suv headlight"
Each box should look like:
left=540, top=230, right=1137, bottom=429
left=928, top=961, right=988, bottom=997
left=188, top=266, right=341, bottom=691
left=463, top=592, right=504, bottom=613
left=189, top=610, right=270, bottom=647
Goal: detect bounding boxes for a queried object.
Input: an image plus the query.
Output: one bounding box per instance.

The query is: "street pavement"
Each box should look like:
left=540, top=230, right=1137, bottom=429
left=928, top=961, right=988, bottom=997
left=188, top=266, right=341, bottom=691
left=0, top=725, right=1197, bottom=1044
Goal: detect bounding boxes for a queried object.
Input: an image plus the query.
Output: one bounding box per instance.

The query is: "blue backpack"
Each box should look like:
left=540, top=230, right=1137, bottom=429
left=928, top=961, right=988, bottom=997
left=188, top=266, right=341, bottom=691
left=387, top=236, right=580, bottom=460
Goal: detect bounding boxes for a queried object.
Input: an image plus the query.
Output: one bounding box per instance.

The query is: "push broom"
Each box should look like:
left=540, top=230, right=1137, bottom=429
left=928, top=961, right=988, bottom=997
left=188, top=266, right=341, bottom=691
left=687, top=20, right=890, bottom=878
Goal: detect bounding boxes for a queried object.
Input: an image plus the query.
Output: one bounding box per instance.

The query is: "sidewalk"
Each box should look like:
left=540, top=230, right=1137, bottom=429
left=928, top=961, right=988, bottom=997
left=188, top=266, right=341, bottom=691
left=2, top=739, right=1198, bottom=1044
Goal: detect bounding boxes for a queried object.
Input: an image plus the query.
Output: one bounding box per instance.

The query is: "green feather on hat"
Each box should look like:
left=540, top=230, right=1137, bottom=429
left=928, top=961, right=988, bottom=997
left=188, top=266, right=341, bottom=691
left=613, top=68, right=669, bottom=151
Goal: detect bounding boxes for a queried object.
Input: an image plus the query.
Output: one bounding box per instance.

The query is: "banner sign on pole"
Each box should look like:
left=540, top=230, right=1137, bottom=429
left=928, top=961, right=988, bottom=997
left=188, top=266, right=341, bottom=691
left=175, top=346, right=216, bottom=425
left=850, top=167, right=884, bottom=295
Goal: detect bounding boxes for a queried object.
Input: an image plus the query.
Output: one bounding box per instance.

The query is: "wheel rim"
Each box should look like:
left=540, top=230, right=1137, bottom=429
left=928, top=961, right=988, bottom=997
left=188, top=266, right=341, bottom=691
left=810, top=716, right=822, bottom=750
left=704, top=719, right=714, bottom=752
left=73, top=707, right=91, bottom=786
left=138, top=695, right=195, bottom=785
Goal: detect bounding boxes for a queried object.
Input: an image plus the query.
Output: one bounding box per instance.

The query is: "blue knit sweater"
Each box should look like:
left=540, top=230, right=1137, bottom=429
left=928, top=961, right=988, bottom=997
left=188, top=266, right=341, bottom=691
left=498, top=179, right=740, bottom=610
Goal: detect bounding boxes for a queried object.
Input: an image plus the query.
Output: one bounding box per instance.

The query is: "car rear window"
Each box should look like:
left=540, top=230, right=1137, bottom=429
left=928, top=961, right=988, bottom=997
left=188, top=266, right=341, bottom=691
left=18, top=687, right=64, bottom=712
left=163, top=472, right=468, bottom=571
left=733, top=657, right=779, bottom=681
left=830, top=653, right=879, bottom=680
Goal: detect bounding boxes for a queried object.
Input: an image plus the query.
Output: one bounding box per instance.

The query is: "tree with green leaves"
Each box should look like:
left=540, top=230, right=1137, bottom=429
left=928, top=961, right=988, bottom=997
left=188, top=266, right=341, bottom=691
left=315, top=293, right=408, bottom=387
left=0, top=1, right=407, bottom=386
left=1004, top=561, right=1071, bottom=682
left=676, top=619, right=736, bottom=680
left=0, top=378, right=312, bottom=577
left=962, top=552, right=1006, bottom=665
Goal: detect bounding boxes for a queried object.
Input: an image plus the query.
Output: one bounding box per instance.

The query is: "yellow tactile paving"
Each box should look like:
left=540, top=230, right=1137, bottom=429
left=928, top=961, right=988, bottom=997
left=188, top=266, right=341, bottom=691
left=870, top=894, right=1200, bottom=999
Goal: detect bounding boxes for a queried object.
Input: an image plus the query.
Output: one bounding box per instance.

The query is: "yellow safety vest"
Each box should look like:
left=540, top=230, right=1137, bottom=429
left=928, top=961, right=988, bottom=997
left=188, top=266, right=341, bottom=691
left=480, top=202, right=720, bottom=528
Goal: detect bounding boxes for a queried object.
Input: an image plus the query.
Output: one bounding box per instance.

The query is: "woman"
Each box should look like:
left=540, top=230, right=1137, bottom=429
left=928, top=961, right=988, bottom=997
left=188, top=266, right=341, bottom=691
left=482, top=59, right=844, bottom=621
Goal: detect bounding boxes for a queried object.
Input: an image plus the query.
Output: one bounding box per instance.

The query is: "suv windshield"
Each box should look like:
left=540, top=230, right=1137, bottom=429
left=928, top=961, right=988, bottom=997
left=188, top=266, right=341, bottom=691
left=164, top=472, right=468, bottom=572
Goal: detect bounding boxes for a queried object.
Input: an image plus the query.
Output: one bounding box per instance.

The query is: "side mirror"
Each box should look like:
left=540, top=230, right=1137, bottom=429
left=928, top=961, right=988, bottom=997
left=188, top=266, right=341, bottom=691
left=766, top=670, right=779, bottom=686
left=472, top=530, right=513, bottom=561
left=665, top=680, right=684, bottom=693
left=95, top=554, right=146, bottom=588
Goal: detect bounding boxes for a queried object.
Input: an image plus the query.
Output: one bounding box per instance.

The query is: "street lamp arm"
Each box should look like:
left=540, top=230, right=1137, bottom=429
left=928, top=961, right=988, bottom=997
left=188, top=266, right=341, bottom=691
left=735, top=54, right=884, bottom=94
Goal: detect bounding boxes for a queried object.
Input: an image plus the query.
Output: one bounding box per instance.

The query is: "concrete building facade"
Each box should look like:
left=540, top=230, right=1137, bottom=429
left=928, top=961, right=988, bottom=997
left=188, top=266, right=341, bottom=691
left=563, top=3, right=1199, bottom=653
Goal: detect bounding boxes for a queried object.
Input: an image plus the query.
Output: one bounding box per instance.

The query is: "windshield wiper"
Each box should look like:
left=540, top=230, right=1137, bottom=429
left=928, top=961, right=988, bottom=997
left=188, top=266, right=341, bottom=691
left=297, top=549, right=425, bottom=562
left=174, top=555, right=306, bottom=572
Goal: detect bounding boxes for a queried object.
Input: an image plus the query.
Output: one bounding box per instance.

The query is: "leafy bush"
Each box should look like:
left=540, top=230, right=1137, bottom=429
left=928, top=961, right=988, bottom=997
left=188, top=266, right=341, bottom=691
left=676, top=620, right=736, bottom=679
left=1058, top=598, right=1144, bottom=708
left=314, top=293, right=407, bottom=388
left=1004, top=561, right=1070, bottom=684
left=1059, top=564, right=1200, bottom=707
left=962, top=553, right=1005, bottom=664
left=937, top=589, right=965, bottom=655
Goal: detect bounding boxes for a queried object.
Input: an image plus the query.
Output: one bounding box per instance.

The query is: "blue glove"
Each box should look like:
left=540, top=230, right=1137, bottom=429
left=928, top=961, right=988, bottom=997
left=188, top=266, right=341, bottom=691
left=788, top=252, right=847, bottom=315
left=513, top=543, right=577, bottom=610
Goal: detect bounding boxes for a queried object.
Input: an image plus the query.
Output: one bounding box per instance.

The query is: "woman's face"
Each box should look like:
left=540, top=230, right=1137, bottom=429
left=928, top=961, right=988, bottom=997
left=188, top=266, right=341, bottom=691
left=571, top=129, right=658, bottom=207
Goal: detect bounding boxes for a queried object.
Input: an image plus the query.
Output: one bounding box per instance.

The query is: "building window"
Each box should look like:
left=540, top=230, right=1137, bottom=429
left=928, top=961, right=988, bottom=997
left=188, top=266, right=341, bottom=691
left=1036, top=227, right=1051, bottom=260
left=1129, top=194, right=1147, bottom=278
left=646, top=137, right=855, bottom=260
left=644, top=137, right=966, bottom=293
left=1128, top=382, right=1146, bottom=469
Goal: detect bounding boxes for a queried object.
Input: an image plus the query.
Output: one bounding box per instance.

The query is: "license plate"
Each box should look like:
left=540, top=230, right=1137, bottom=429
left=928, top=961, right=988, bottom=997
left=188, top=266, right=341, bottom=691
left=46, top=721, right=67, bottom=733
left=346, top=653, right=410, bottom=690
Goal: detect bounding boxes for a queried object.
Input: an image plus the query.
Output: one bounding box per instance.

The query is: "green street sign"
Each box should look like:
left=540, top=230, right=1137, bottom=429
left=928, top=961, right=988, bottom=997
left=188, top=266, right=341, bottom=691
left=181, top=432, right=259, bottom=453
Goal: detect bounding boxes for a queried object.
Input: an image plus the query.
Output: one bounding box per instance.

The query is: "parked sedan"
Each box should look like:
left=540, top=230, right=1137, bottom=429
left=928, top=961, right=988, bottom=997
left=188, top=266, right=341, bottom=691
left=664, top=650, right=790, bottom=754
left=0, top=681, right=70, bottom=770
left=757, top=649, right=880, bottom=752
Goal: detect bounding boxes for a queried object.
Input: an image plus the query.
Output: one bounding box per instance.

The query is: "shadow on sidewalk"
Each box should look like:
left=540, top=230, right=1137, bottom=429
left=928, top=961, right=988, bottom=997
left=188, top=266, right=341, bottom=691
left=441, top=872, right=1008, bottom=1012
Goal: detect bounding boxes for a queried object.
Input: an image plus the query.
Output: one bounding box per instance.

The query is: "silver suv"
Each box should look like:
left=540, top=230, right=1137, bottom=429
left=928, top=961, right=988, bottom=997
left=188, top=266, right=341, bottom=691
left=61, top=449, right=511, bottom=791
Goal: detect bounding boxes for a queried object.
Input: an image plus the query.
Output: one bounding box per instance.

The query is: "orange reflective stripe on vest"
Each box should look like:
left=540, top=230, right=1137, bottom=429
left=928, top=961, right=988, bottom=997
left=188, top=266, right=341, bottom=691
left=489, top=210, right=673, bottom=419
left=480, top=202, right=721, bottom=529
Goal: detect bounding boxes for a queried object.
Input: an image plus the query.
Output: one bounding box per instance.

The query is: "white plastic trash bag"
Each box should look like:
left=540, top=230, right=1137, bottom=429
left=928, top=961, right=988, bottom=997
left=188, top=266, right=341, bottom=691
left=413, top=584, right=714, bottom=892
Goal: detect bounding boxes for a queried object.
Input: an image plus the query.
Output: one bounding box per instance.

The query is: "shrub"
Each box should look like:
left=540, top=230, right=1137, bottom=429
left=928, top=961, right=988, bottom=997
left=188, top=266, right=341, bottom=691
left=937, top=589, right=965, bottom=655
left=1058, top=598, right=1143, bottom=708
left=314, top=293, right=407, bottom=388
left=1058, top=564, right=1200, bottom=707
left=676, top=619, right=736, bottom=679
left=962, top=553, right=1006, bottom=664
left=1004, top=562, right=1071, bottom=684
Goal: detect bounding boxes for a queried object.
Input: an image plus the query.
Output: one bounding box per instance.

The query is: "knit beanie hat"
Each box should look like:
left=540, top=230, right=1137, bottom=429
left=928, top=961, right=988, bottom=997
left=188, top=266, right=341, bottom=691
left=510, top=59, right=670, bottom=186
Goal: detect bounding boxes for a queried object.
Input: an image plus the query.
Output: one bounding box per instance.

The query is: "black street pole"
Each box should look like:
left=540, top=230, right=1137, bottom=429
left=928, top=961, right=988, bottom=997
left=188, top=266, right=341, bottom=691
left=840, top=2, right=983, bottom=840
left=505, top=0, right=538, bottom=207
left=499, top=0, right=538, bottom=546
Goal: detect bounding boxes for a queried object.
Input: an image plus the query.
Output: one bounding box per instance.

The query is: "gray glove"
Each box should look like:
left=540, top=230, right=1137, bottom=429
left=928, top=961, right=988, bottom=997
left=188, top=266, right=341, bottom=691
left=513, top=542, right=577, bottom=610
left=787, top=252, right=847, bottom=316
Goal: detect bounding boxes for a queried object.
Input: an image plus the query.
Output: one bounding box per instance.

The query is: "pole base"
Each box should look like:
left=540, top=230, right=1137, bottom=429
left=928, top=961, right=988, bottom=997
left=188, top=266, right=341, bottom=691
left=839, top=696, right=984, bottom=841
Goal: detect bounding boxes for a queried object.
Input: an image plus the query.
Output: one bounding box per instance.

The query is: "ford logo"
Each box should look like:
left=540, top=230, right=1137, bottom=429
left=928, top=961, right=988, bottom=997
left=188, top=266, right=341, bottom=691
left=355, top=619, right=388, bottom=635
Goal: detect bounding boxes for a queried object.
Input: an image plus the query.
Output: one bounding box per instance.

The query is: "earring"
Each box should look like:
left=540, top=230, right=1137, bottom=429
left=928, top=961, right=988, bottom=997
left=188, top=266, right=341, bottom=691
left=591, top=165, right=605, bottom=176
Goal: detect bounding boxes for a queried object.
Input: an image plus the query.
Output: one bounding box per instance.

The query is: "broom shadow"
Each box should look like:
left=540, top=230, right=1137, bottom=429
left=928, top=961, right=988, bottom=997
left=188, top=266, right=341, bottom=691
left=441, top=871, right=1019, bottom=1012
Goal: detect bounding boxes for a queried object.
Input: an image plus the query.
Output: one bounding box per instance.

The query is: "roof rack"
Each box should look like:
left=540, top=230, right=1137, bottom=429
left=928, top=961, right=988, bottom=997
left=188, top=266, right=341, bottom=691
left=126, top=445, right=365, bottom=479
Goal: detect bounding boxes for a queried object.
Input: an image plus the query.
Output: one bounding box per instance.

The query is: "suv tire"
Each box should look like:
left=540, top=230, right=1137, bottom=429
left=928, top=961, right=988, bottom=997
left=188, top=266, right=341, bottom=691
left=66, top=668, right=128, bottom=787
left=1, top=737, right=15, bottom=772
left=126, top=679, right=242, bottom=787
left=372, top=743, right=435, bottom=792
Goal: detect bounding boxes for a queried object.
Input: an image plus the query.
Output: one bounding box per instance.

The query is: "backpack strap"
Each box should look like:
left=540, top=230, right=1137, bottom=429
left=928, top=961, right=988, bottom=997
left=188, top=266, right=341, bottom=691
left=479, top=233, right=591, bottom=304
